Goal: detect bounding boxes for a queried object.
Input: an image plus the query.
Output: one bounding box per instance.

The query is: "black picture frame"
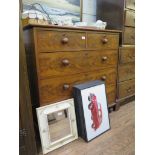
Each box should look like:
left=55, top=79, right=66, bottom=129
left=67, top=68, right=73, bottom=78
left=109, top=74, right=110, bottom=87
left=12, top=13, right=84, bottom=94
left=73, top=80, right=111, bottom=142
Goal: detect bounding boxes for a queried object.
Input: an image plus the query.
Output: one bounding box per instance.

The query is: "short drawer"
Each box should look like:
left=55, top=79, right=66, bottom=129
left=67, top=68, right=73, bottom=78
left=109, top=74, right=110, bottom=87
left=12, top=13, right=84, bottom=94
left=118, top=79, right=135, bottom=99
left=119, top=46, right=135, bottom=63
left=118, top=63, right=135, bottom=82
left=36, top=30, right=86, bottom=52
left=39, top=72, right=116, bottom=106
left=125, top=0, right=135, bottom=10
left=125, top=10, right=135, bottom=27
left=38, top=50, right=118, bottom=78
left=87, top=32, right=119, bottom=50
left=123, top=27, right=135, bottom=44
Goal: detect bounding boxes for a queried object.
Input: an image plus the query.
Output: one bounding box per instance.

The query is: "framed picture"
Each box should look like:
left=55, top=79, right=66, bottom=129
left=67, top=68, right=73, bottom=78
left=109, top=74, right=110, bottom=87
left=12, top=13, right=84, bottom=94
left=73, top=80, right=110, bottom=142
left=36, top=99, right=78, bottom=154
left=22, top=0, right=82, bottom=22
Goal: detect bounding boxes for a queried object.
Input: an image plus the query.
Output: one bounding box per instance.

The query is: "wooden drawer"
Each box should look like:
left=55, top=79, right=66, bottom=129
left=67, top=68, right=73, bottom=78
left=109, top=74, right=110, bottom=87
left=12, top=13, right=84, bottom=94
left=123, top=27, right=135, bottom=44
left=118, top=79, right=135, bottom=99
left=118, top=63, right=135, bottom=82
left=125, top=0, right=135, bottom=10
left=125, top=10, right=135, bottom=27
left=36, top=30, right=86, bottom=52
left=38, top=50, right=118, bottom=78
left=87, top=33, right=119, bottom=50
left=106, top=85, right=116, bottom=105
left=39, top=71, right=116, bottom=105
left=119, top=46, right=135, bottom=63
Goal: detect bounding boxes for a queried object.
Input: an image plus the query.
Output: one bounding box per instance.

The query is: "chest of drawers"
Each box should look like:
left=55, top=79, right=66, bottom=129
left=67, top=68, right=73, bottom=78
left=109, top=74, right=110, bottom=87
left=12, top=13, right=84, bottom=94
left=23, top=25, right=120, bottom=108
left=97, top=0, right=135, bottom=106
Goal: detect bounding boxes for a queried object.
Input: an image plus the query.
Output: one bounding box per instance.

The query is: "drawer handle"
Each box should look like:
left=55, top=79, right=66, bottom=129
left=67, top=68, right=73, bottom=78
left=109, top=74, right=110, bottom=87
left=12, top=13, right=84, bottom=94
left=63, top=84, right=70, bottom=90
left=127, top=88, right=132, bottom=93
left=62, top=59, right=70, bottom=66
left=62, top=37, right=69, bottom=44
left=128, top=55, right=135, bottom=59
left=102, top=37, right=108, bottom=44
left=101, top=76, right=106, bottom=80
left=102, top=56, right=108, bottom=61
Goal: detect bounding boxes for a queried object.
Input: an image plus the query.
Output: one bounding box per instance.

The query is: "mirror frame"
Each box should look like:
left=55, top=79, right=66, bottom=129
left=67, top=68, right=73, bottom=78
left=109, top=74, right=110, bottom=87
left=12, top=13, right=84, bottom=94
left=36, top=99, right=78, bottom=154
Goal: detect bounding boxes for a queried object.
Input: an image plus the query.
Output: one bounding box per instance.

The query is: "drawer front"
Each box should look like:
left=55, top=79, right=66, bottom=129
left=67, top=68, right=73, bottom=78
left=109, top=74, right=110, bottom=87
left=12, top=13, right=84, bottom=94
left=37, top=30, right=86, bottom=52
left=106, top=85, right=116, bottom=105
left=125, top=10, right=135, bottom=27
left=118, top=79, right=135, bottom=99
left=38, top=50, right=118, bottom=78
left=126, top=0, right=135, bottom=10
left=118, top=63, right=135, bottom=82
left=119, top=46, right=135, bottom=63
left=87, top=33, right=119, bottom=50
left=123, top=27, right=135, bottom=44
left=39, top=71, right=116, bottom=106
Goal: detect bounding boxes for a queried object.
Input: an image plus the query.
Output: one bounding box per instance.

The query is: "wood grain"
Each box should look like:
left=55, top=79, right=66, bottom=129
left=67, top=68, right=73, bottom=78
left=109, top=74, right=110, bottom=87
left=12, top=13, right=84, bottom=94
left=38, top=101, right=135, bottom=155
left=125, top=10, right=135, bottom=27
left=38, top=50, right=118, bottom=78
left=24, top=26, right=120, bottom=108
left=87, top=32, right=119, bottom=50
left=37, top=30, right=86, bottom=52
left=119, top=46, right=135, bottom=64
left=39, top=71, right=116, bottom=105
left=20, top=18, right=37, bottom=155
left=118, top=79, right=135, bottom=99
left=96, top=0, right=135, bottom=105
left=123, top=27, right=135, bottom=44
left=118, top=63, right=135, bottom=82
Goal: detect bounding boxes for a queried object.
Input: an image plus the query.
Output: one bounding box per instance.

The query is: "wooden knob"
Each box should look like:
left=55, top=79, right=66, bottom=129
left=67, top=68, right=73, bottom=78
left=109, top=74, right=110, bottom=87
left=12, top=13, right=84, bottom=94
left=102, top=37, right=108, bottom=44
left=102, top=56, right=108, bottom=61
left=128, top=55, right=135, bottom=59
left=62, top=37, right=69, bottom=44
left=62, top=59, right=70, bottom=65
left=101, top=76, right=106, bottom=80
left=63, top=84, right=70, bottom=90
left=127, top=88, right=132, bottom=93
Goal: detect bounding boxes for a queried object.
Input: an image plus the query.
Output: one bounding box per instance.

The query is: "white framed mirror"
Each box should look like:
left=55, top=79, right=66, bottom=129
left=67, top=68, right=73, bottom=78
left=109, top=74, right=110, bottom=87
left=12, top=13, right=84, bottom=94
left=36, top=99, right=78, bottom=154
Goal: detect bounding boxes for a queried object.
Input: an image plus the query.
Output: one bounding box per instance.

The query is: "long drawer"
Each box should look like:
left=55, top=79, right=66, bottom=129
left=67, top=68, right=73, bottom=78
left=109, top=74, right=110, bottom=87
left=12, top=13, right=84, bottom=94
left=36, top=30, right=86, bottom=52
left=38, top=50, right=118, bottom=78
left=118, top=63, right=135, bottom=82
left=87, top=32, right=119, bottom=50
left=123, top=27, right=135, bottom=44
left=118, top=79, right=135, bottom=99
left=119, top=46, right=135, bottom=64
left=39, top=70, right=116, bottom=105
left=125, top=10, right=135, bottom=27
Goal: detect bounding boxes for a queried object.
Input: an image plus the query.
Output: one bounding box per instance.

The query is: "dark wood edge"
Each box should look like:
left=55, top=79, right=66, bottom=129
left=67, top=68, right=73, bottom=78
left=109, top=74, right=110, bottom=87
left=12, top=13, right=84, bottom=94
left=108, top=102, right=119, bottom=112
left=116, top=94, right=135, bottom=103
left=23, top=24, right=122, bottom=33
left=108, top=102, right=116, bottom=108
left=20, top=14, right=37, bottom=155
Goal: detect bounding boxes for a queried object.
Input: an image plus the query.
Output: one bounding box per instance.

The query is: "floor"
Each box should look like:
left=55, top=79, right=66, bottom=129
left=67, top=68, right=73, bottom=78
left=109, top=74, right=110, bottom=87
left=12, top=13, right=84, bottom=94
left=39, top=101, right=135, bottom=155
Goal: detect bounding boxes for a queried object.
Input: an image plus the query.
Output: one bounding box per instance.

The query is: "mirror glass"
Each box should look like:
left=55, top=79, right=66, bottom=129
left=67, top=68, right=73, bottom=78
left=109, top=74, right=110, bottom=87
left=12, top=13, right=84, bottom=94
left=47, top=109, right=71, bottom=142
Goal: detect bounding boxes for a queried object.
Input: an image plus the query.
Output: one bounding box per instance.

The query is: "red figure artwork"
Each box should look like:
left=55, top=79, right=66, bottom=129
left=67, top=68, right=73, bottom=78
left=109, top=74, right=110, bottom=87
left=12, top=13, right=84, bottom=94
left=88, top=93, right=103, bottom=130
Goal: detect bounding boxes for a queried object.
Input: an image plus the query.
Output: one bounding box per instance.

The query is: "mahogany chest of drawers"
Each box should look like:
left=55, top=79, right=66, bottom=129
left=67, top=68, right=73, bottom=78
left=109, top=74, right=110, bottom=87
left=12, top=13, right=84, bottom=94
left=23, top=25, right=120, bottom=108
left=97, top=0, right=135, bottom=105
